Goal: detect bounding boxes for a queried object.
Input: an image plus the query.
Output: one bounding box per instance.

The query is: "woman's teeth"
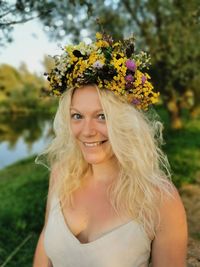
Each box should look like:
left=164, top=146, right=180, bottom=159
left=83, top=141, right=106, bottom=147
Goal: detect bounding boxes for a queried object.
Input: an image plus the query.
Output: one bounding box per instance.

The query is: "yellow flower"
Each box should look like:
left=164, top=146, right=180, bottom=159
left=53, top=89, right=61, bottom=96
left=96, top=32, right=103, bottom=40
left=47, top=31, right=159, bottom=110
left=95, top=40, right=109, bottom=48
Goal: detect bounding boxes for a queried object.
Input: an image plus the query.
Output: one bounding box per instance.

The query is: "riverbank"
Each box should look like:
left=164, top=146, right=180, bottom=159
left=0, top=156, right=200, bottom=266
left=0, top=156, right=49, bottom=266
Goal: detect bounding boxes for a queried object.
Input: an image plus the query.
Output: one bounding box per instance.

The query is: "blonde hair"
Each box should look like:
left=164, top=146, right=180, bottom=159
left=37, top=85, right=173, bottom=237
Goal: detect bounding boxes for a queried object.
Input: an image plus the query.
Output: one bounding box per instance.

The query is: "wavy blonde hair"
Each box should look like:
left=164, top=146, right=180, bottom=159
left=37, top=85, right=173, bottom=237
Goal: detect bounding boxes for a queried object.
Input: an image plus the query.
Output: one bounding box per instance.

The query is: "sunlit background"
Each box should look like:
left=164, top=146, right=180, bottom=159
left=0, top=18, right=93, bottom=169
left=0, top=19, right=58, bottom=169
left=0, top=1, right=199, bottom=266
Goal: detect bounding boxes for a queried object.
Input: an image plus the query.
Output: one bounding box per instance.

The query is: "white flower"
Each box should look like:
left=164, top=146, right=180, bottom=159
left=93, top=60, right=104, bottom=69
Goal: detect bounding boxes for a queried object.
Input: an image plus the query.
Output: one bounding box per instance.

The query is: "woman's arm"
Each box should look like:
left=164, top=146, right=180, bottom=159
left=33, top=166, right=57, bottom=267
left=33, top=228, right=52, bottom=267
left=151, top=187, right=188, bottom=267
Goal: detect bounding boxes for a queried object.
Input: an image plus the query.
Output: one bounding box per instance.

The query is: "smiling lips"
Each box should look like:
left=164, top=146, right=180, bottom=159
left=83, top=140, right=107, bottom=147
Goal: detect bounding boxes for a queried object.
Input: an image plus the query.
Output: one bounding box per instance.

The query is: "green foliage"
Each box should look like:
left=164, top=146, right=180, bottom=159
left=0, top=111, right=200, bottom=265
left=1, top=0, right=199, bottom=127
left=0, top=0, right=93, bottom=46
left=0, top=64, right=22, bottom=99
left=0, top=111, right=200, bottom=267
left=147, top=0, right=200, bottom=100
left=155, top=106, right=200, bottom=187
left=0, top=62, right=58, bottom=114
left=0, top=157, right=49, bottom=266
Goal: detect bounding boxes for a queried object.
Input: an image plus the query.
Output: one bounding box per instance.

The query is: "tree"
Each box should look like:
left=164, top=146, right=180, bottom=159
left=0, top=63, right=45, bottom=112
left=1, top=0, right=200, bottom=128
left=0, top=0, right=54, bottom=46
left=0, top=0, right=93, bottom=46
left=0, top=64, right=23, bottom=100
left=143, top=0, right=200, bottom=128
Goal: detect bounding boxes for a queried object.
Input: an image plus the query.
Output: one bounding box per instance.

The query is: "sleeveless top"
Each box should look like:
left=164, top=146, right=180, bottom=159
left=44, top=195, right=151, bottom=267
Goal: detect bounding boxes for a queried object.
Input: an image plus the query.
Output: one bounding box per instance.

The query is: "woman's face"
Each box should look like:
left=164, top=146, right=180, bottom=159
left=70, top=85, right=114, bottom=165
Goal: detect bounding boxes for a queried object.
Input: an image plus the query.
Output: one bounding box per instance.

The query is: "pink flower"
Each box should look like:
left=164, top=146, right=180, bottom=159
left=125, top=59, right=136, bottom=72
left=141, top=75, right=147, bottom=84
left=125, top=74, right=134, bottom=82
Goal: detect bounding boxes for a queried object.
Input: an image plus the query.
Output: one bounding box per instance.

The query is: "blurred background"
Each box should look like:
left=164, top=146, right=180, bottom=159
left=0, top=0, right=199, bottom=266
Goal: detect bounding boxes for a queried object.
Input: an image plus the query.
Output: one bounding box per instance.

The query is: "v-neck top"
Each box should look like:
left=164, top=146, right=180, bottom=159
left=44, top=195, right=151, bottom=267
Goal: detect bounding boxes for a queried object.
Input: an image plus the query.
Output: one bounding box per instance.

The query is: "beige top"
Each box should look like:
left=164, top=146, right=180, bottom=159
left=44, top=195, right=151, bottom=267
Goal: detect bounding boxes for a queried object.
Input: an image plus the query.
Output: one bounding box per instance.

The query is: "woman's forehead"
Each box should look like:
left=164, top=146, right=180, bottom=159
left=71, top=85, right=102, bottom=109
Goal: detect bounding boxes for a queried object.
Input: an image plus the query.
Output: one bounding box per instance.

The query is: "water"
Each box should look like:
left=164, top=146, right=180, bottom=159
left=0, top=122, right=51, bottom=169
left=0, top=114, right=53, bottom=170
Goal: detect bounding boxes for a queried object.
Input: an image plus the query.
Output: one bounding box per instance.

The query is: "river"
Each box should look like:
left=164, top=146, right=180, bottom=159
left=0, top=113, right=53, bottom=170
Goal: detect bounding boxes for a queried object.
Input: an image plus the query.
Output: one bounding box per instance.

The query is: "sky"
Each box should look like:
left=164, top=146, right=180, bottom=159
left=0, top=19, right=62, bottom=75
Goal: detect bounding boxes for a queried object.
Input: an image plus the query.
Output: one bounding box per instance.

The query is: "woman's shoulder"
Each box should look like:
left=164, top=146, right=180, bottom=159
left=151, top=186, right=188, bottom=265
left=157, top=184, right=187, bottom=232
left=160, top=184, right=185, bottom=212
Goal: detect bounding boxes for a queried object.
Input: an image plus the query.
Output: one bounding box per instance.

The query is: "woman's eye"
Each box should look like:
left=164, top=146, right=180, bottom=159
left=71, top=113, right=82, bottom=120
left=98, top=114, right=105, bottom=120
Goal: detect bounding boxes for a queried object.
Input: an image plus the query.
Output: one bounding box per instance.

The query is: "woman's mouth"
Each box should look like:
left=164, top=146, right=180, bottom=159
left=83, top=140, right=107, bottom=147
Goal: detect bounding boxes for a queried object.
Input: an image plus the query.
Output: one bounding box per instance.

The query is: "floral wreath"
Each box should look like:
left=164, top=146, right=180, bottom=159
left=45, top=32, right=159, bottom=110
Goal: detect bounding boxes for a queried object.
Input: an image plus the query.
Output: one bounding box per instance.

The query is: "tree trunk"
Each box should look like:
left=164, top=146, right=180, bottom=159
left=166, top=96, right=183, bottom=129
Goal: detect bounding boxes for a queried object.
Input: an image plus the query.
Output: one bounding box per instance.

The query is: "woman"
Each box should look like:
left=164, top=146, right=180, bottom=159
left=33, top=32, right=187, bottom=267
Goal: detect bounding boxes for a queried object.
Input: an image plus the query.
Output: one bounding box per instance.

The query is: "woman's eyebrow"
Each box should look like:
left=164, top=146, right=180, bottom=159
left=70, top=107, right=104, bottom=113
left=70, top=107, right=80, bottom=112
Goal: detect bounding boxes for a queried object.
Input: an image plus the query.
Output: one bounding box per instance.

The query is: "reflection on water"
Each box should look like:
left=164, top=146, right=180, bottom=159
left=0, top=113, right=54, bottom=169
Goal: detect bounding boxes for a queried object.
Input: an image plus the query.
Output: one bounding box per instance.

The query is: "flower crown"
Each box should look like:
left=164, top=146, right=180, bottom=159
left=45, top=32, right=159, bottom=110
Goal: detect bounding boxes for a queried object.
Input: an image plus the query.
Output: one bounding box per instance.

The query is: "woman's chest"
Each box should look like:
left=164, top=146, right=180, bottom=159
left=61, top=184, right=130, bottom=243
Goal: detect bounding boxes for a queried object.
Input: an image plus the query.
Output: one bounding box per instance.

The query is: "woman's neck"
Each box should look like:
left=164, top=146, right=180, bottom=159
left=87, top=156, right=120, bottom=186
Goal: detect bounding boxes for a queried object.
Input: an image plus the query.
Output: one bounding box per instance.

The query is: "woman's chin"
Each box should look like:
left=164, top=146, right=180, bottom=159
left=82, top=154, right=107, bottom=165
left=84, top=158, right=103, bottom=165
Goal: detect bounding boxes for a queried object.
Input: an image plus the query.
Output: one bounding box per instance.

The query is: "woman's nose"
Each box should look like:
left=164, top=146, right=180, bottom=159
left=82, top=119, right=97, bottom=137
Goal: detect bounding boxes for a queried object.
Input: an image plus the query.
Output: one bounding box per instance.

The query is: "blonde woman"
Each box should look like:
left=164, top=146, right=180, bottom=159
left=33, top=32, right=187, bottom=267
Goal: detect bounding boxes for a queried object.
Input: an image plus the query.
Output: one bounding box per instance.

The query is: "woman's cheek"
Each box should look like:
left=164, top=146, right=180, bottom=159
left=70, top=123, right=80, bottom=137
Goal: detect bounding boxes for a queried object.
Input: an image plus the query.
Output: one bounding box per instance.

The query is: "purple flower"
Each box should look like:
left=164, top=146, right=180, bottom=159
left=125, top=74, right=134, bottom=82
left=125, top=59, right=136, bottom=72
left=93, top=60, right=104, bottom=69
left=125, top=83, right=133, bottom=89
left=131, top=98, right=141, bottom=105
left=141, top=75, right=147, bottom=85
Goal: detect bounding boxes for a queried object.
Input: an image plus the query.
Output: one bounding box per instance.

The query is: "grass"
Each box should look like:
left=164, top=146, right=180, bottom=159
left=155, top=107, right=200, bottom=187
left=0, top=157, right=49, bottom=267
left=0, top=108, right=200, bottom=266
